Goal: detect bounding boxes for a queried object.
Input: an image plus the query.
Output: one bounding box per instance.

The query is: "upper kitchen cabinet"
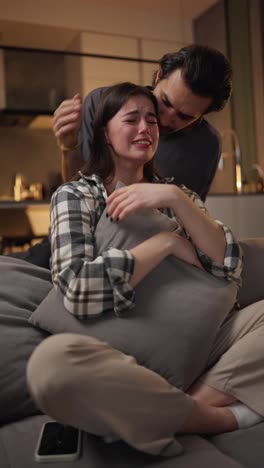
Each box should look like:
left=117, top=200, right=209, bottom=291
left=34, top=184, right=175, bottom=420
left=0, top=47, right=66, bottom=114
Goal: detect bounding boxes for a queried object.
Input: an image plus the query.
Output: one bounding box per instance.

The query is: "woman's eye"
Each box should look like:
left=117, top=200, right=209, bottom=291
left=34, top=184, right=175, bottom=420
left=148, top=120, right=158, bottom=125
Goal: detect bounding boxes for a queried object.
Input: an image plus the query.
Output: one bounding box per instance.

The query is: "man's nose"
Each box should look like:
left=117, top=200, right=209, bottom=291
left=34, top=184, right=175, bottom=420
left=159, top=110, right=175, bottom=128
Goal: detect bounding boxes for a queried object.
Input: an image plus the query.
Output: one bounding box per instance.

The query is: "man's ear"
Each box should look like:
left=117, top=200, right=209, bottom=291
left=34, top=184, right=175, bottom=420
left=154, top=68, right=163, bottom=85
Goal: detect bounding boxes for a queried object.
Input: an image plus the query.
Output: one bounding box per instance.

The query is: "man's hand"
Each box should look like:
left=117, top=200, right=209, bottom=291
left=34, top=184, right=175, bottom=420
left=53, top=94, right=82, bottom=148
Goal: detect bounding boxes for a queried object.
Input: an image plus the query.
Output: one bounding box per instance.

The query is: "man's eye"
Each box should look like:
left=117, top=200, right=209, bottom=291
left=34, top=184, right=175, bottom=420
left=177, top=112, right=192, bottom=121
left=162, top=97, right=173, bottom=108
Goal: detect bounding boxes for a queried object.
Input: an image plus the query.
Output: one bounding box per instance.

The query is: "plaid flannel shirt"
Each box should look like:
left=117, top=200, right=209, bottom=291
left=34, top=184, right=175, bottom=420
left=50, top=172, right=242, bottom=318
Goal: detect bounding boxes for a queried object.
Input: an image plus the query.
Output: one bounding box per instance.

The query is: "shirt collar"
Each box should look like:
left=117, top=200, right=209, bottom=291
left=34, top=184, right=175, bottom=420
left=79, top=171, right=174, bottom=187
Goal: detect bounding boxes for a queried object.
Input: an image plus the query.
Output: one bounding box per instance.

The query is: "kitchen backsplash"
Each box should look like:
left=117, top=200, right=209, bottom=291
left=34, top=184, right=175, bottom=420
left=0, top=126, right=61, bottom=199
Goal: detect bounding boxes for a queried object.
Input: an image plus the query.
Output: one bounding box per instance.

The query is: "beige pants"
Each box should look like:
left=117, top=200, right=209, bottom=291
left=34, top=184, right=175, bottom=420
left=27, top=300, right=264, bottom=457
left=199, top=299, right=264, bottom=414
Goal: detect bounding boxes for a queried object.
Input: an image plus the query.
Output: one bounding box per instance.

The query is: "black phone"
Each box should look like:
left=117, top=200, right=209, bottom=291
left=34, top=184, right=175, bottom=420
left=35, top=422, right=81, bottom=463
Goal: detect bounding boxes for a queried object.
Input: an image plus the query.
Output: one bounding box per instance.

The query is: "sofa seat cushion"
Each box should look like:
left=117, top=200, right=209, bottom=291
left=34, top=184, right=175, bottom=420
left=209, top=422, right=264, bottom=468
left=0, top=415, right=244, bottom=468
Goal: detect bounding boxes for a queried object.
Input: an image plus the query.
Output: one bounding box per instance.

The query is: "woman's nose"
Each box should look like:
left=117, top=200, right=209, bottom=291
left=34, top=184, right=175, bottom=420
left=138, top=119, right=149, bottom=133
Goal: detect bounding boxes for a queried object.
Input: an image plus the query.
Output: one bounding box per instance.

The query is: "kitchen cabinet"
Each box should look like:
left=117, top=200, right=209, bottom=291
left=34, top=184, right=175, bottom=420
left=0, top=48, right=65, bottom=113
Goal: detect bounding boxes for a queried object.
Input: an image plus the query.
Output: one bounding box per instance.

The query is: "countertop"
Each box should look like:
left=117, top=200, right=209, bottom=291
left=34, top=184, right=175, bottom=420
left=0, top=199, right=50, bottom=208
left=1, top=191, right=264, bottom=206
left=0, top=201, right=50, bottom=238
left=208, top=191, right=264, bottom=197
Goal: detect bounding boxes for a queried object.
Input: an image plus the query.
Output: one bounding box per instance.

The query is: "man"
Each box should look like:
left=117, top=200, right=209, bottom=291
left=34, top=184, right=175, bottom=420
left=53, top=44, right=232, bottom=201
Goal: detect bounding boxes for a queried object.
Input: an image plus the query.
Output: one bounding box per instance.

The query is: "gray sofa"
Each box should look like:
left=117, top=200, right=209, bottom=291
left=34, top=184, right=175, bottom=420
left=1, top=238, right=264, bottom=468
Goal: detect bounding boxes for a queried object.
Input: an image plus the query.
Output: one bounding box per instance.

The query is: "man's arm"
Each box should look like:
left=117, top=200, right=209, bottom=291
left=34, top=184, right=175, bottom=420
left=59, top=147, right=83, bottom=182
left=53, top=88, right=107, bottom=182
left=53, top=94, right=82, bottom=181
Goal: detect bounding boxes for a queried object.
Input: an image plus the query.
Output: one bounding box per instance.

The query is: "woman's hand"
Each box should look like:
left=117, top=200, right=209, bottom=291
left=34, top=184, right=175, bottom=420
left=107, top=183, right=176, bottom=220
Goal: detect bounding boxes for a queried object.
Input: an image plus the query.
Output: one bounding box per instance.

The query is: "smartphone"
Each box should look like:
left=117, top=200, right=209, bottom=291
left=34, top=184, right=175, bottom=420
left=35, top=422, right=81, bottom=463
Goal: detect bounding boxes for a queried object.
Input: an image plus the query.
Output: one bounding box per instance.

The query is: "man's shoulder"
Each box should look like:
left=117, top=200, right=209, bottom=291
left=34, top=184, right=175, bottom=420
left=180, top=118, right=221, bottom=152
left=161, top=119, right=220, bottom=151
left=196, top=119, right=221, bottom=144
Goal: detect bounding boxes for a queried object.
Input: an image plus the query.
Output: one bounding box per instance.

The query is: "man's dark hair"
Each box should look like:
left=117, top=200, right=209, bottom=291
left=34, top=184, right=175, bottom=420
left=81, top=82, right=158, bottom=182
left=152, top=44, right=232, bottom=113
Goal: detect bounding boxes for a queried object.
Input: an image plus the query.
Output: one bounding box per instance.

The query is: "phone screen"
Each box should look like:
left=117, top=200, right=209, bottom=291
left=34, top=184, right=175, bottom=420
left=37, top=422, right=80, bottom=456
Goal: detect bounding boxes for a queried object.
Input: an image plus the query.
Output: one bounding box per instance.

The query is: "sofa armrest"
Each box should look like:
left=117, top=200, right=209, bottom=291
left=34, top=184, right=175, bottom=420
left=238, top=238, right=264, bottom=308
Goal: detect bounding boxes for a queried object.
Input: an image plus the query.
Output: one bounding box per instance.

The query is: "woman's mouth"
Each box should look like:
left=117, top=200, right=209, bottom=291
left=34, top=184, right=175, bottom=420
left=132, top=139, right=152, bottom=148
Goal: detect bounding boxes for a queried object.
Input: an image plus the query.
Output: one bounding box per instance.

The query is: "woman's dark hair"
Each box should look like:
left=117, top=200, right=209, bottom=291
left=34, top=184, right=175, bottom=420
left=152, top=44, right=232, bottom=113
left=81, top=82, right=158, bottom=183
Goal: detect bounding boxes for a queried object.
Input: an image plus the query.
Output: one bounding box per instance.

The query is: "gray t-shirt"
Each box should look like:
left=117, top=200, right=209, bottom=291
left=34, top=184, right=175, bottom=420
left=81, top=87, right=221, bottom=201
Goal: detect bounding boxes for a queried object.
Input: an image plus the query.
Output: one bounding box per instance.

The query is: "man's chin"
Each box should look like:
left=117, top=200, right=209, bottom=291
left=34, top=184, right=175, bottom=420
left=159, top=126, right=176, bottom=135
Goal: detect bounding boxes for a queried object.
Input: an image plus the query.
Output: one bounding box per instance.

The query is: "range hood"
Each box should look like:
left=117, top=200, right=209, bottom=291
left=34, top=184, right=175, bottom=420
left=0, top=47, right=66, bottom=126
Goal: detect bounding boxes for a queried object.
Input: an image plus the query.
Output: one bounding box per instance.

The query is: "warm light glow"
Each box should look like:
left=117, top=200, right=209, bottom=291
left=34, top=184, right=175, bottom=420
left=236, top=163, right=242, bottom=194
left=29, top=116, right=53, bottom=129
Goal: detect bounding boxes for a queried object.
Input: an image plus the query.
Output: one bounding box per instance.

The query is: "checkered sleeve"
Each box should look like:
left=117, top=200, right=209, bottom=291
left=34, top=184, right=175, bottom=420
left=195, top=222, right=243, bottom=283
left=180, top=186, right=243, bottom=283
left=50, top=184, right=135, bottom=318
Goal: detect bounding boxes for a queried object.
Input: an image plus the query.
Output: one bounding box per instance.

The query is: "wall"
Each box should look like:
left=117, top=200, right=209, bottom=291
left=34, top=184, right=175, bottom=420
left=250, top=0, right=264, bottom=171
left=226, top=0, right=257, bottom=178
left=194, top=0, right=235, bottom=194
left=0, top=0, right=192, bottom=45
left=76, top=32, right=184, bottom=96
left=194, top=0, right=264, bottom=193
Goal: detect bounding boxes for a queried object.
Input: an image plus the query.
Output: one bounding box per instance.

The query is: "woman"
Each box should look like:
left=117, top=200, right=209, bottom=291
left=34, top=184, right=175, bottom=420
left=27, top=83, right=262, bottom=457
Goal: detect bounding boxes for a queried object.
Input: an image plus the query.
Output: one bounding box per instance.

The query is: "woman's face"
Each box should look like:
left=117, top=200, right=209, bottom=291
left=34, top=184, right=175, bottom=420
left=105, top=95, right=159, bottom=166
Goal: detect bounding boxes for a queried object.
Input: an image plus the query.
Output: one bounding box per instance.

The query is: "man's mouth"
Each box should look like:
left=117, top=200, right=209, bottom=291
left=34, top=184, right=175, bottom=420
left=159, top=125, right=175, bottom=135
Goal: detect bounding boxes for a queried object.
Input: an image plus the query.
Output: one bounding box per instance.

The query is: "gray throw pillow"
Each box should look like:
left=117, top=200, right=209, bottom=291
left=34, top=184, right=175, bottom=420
left=0, top=256, right=52, bottom=425
left=29, top=206, right=238, bottom=391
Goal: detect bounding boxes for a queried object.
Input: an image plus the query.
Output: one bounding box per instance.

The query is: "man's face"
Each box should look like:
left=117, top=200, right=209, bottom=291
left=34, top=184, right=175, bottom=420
left=153, top=68, right=213, bottom=135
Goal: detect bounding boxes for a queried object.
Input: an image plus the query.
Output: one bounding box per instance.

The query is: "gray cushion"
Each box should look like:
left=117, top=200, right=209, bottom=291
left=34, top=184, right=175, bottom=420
left=29, top=207, right=238, bottom=391
left=0, top=256, right=52, bottom=425
left=237, top=238, right=264, bottom=309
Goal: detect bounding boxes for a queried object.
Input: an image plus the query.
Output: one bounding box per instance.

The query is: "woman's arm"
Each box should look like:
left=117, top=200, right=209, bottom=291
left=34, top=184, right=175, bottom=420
left=106, top=182, right=242, bottom=282
left=52, top=89, right=107, bottom=181
left=50, top=184, right=135, bottom=318
left=168, top=185, right=226, bottom=264
left=129, top=231, right=203, bottom=288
